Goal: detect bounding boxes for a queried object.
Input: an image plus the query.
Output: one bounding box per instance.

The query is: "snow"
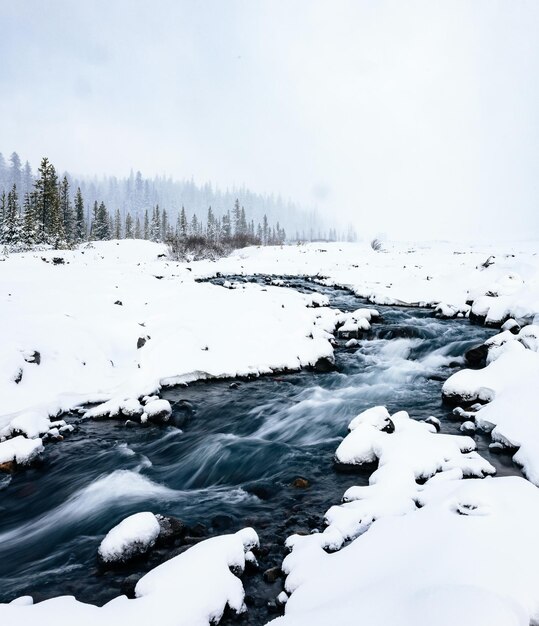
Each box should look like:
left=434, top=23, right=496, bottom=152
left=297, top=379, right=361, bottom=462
left=0, top=528, right=259, bottom=626
left=443, top=325, right=539, bottom=483
left=325, top=407, right=494, bottom=545
left=3, top=239, right=539, bottom=623
left=270, top=476, right=539, bottom=626
left=98, top=512, right=161, bottom=563
left=0, top=435, right=43, bottom=466
left=267, top=406, right=539, bottom=626
left=0, top=241, right=344, bottom=438
left=143, top=398, right=172, bottom=421
left=2, top=239, right=539, bottom=444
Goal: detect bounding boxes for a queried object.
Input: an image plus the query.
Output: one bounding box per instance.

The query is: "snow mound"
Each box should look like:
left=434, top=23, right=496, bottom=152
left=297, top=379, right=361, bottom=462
left=0, top=435, right=44, bottom=466
left=271, top=477, right=539, bottom=626
left=443, top=329, right=539, bottom=483
left=1, top=528, right=259, bottom=626
left=98, top=512, right=161, bottom=564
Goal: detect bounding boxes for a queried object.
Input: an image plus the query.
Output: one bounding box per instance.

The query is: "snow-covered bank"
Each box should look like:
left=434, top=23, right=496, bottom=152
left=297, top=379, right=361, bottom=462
left=2, top=238, right=538, bottom=474
left=270, top=406, right=539, bottom=626
left=0, top=527, right=258, bottom=626
left=443, top=324, right=539, bottom=484
left=192, top=240, right=539, bottom=323
left=0, top=241, right=341, bottom=439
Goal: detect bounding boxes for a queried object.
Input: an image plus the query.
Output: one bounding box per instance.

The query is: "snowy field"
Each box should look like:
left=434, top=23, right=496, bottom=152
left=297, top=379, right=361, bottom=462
left=1, top=238, right=539, bottom=625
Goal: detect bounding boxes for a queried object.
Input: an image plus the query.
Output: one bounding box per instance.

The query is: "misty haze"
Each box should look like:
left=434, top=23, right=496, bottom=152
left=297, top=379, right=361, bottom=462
left=0, top=2, right=538, bottom=626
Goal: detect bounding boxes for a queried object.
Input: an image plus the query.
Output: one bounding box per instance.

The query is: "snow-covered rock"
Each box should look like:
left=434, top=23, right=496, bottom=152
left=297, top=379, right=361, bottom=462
left=1, top=528, right=259, bottom=626
left=271, top=477, right=539, bottom=626
left=0, top=435, right=43, bottom=468
left=98, top=512, right=161, bottom=564
left=143, top=399, right=172, bottom=423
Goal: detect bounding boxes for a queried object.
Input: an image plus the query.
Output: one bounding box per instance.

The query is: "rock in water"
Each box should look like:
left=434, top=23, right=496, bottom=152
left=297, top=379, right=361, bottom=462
left=98, top=512, right=161, bottom=565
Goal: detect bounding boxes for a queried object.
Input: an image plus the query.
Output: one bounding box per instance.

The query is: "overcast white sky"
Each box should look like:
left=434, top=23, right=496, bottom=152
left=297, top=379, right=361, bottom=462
left=1, top=0, right=538, bottom=240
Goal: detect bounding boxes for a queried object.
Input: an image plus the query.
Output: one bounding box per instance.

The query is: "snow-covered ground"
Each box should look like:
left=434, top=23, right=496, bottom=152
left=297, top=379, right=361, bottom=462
left=270, top=407, right=539, bottom=626
left=2, top=239, right=538, bottom=443
left=2, top=238, right=539, bottom=625
left=0, top=240, right=340, bottom=441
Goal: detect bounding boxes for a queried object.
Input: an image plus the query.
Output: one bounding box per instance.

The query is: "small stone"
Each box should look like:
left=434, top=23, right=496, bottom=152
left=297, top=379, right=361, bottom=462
left=114, top=300, right=123, bottom=306
left=424, top=417, right=441, bottom=432
left=291, top=477, right=310, bottom=489
left=263, top=566, right=282, bottom=583
left=0, top=461, right=16, bottom=473
left=460, top=421, right=476, bottom=435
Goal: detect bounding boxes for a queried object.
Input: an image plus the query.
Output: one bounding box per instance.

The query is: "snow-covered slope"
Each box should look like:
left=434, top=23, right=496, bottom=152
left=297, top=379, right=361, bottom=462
left=0, top=241, right=337, bottom=437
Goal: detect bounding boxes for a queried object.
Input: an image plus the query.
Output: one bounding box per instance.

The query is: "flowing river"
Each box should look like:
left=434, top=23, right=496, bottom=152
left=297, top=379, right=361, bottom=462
left=0, top=278, right=522, bottom=624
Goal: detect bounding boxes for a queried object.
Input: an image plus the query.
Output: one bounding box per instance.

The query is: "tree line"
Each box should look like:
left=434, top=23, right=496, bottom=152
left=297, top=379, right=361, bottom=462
left=0, top=156, right=287, bottom=252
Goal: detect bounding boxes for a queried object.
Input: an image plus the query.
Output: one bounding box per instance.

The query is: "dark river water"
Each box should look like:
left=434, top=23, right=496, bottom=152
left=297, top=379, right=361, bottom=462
left=0, top=278, right=521, bottom=624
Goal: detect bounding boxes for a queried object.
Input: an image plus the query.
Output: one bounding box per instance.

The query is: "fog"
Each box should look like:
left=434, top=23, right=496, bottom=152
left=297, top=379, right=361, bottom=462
left=1, top=0, right=538, bottom=241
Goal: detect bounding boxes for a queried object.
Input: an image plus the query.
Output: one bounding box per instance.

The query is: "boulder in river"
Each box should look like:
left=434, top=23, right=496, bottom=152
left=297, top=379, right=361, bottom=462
left=464, top=344, right=488, bottom=368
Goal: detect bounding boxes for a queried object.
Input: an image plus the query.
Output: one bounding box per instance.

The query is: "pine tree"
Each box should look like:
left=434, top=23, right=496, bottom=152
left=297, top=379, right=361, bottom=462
left=233, top=199, right=241, bottom=235
left=239, top=206, right=247, bottom=235
left=114, top=208, right=122, bottom=239
left=0, top=191, right=5, bottom=235
left=22, top=192, right=38, bottom=248
left=34, top=157, right=60, bottom=243
left=59, top=176, right=74, bottom=244
left=74, top=187, right=86, bottom=242
left=90, top=201, right=99, bottom=239
left=135, top=216, right=142, bottom=239
left=92, top=201, right=110, bottom=240
left=9, top=152, right=22, bottom=191
left=151, top=205, right=161, bottom=241
left=22, top=161, right=33, bottom=198
left=190, top=213, right=199, bottom=236
left=2, top=185, right=22, bottom=246
left=262, top=214, right=269, bottom=245
left=125, top=213, right=134, bottom=238
left=143, top=209, right=149, bottom=240
left=207, top=206, right=216, bottom=241
left=178, top=206, right=188, bottom=238
left=222, top=211, right=231, bottom=239
left=161, top=208, right=168, bottom=241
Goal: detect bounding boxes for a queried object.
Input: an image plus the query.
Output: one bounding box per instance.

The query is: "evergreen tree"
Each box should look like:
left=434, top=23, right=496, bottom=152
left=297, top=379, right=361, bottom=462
left=92, top=201, right=110, bottom=240
left=239, top=206, right=247, bottom=235
left=114, top=208, right=122, bottom=239
left=22, top=161, right=33, bottom=198
left=233, top=199, right=241, bottom=235
left=190, top=213, right=199, bottom=235
left=74, top=187, right=86, bottom=242
left=222, top=211, right=231, bottom=239
left=9, top=152, right=22, bottom=191
left=0, top=191, right=5, bottom=235
left=22, top=192, right=38, bottom=247
left=125, top=213, right=134, bottom=238
left=161, top=208, right=169, bottom=241
left=207, top=206, right=216, bottom=241
left=34, top=157, right=61, bottom=243
left=178, top=206, right=188, bottom=238
left=135, top=216, right=142, bottom=239
left=59, top=176, right=74, bottom=244
left=151, top=205, right=161, bottom=241
left=262, top=214, right=269, bottom=245
left=2, top=185, right=21, bottom=246
left=143, top=209, right=149, bottom=240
